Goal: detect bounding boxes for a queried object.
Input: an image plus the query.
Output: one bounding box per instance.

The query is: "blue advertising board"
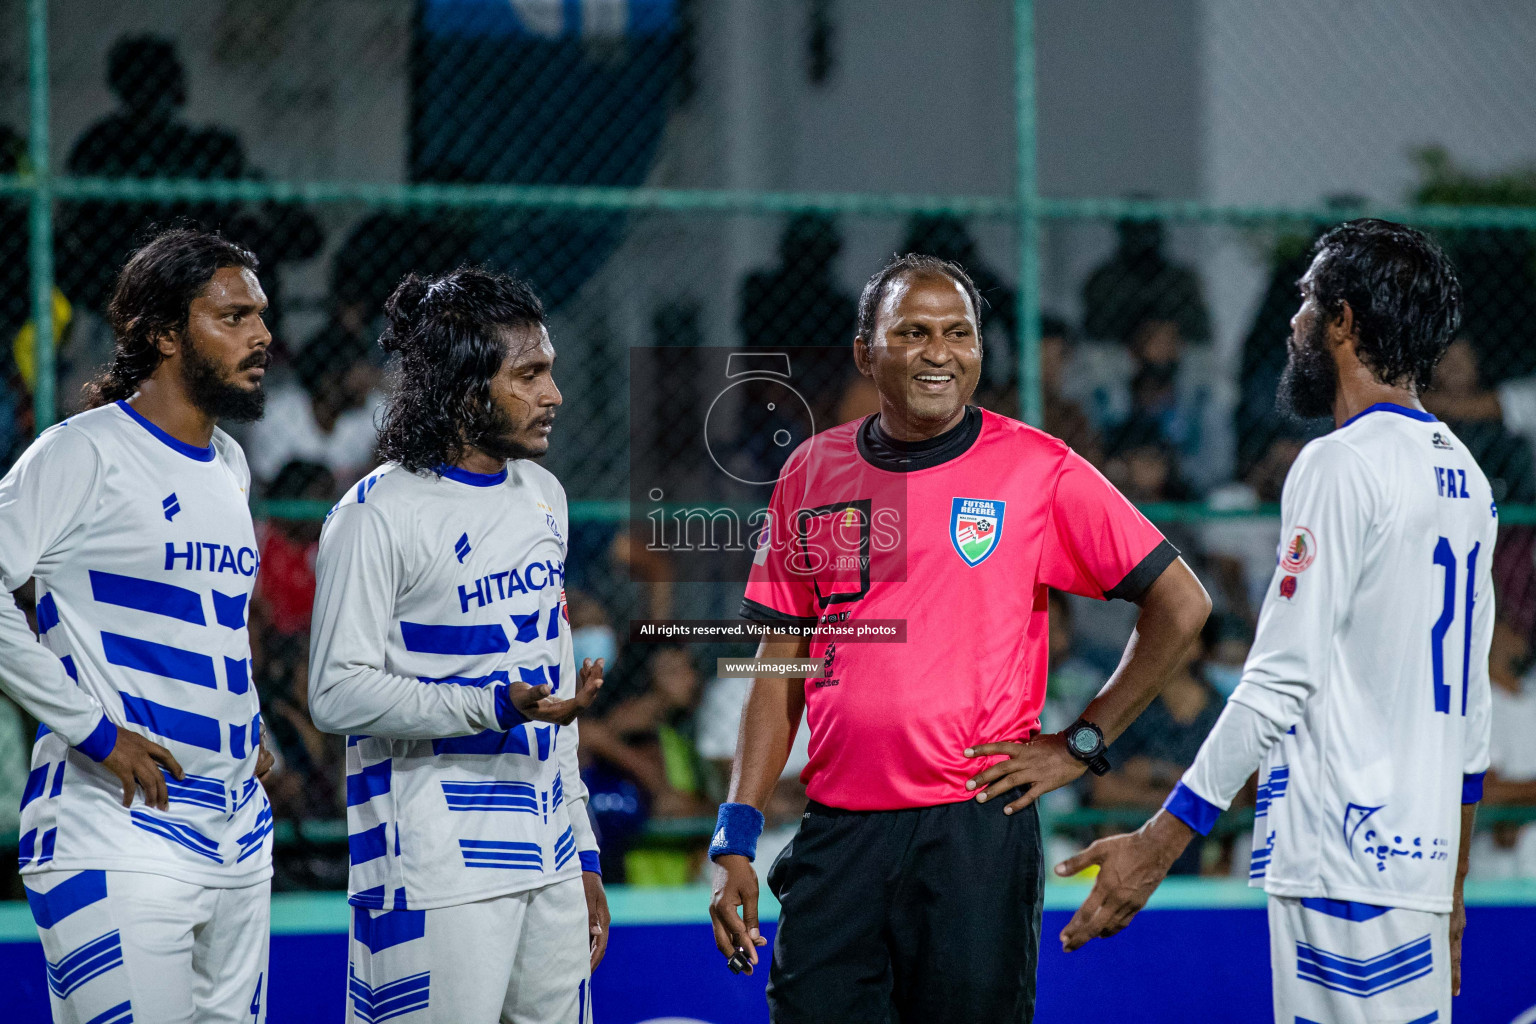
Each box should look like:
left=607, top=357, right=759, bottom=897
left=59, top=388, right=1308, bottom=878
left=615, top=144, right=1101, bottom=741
left=2, top=880, right=1534, bottom=1022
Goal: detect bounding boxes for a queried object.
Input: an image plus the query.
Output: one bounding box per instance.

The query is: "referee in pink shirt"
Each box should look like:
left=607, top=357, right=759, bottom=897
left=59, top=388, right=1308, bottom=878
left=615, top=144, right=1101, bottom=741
left=708, top=254, right=1212, bottom=1023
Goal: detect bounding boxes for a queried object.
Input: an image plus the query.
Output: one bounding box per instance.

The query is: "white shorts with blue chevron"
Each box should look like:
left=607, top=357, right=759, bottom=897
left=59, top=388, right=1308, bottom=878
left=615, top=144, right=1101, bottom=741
left=1269, top=895, right=1449, bottom=1024
left=26, top=868, right=270, bottom=1024
left=347, top=874, right=591, bottom=1024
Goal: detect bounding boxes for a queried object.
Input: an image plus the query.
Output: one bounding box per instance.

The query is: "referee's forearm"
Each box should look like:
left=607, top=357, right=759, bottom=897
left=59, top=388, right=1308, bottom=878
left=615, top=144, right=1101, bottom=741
left=1081, top=557, right=1210, bottom=744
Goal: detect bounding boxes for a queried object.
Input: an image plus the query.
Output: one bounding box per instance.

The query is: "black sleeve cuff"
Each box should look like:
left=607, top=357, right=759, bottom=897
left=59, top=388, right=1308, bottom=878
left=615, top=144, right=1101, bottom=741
left=1104, top=539, right=1180, bottom=603
left=740, top=597, right=819, bottom=628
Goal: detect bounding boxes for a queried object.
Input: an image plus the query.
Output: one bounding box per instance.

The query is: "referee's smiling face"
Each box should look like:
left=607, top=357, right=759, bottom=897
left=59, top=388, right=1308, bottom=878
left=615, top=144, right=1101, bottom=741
left=855, top=271, right=981, bottom=439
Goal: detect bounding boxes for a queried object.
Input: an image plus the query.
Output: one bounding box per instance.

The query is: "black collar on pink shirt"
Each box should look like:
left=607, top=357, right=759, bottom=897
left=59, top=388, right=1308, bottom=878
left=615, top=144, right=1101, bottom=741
left=856, top=405, right=983, bottom=472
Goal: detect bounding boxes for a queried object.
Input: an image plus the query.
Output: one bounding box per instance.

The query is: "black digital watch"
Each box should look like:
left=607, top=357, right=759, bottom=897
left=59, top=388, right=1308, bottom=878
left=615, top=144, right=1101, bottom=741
left=1064, top=718, right=1111, bottom=776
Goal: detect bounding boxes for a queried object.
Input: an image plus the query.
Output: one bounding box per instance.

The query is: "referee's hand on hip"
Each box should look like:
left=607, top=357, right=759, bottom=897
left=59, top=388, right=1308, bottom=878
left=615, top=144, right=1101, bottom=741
left=964, top=732, right=1087, bottom=815
left=710, top=855, right=767, bottom=974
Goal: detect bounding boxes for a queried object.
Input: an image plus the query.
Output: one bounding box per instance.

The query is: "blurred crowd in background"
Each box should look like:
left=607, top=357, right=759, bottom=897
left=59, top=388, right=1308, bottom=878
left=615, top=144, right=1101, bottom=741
left=4, top=18, right=1536, bottom=893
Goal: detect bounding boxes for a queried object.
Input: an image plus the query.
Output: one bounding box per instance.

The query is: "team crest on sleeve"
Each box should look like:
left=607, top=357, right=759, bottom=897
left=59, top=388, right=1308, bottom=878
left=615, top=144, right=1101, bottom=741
left=1279, top=527, right=1316, bottom=573
left=536, top=500, right=563, bottom=544
left=950, top=498, right=1005, bottom=567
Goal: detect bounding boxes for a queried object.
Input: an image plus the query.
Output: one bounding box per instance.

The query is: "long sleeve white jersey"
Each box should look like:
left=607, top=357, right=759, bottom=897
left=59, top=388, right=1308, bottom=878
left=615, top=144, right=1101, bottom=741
left=1168, top=404, right=1495, bottom=913
left=0, top=402, right=271, bottom=887
left=309, top=460, right=599, bottom=912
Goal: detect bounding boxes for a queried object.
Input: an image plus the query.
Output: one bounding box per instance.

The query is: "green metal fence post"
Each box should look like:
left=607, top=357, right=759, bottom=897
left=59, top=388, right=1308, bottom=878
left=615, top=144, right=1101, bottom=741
left=27, top=0, right=55, bottom=432
left=1014, top=0, right=1042, bottom=427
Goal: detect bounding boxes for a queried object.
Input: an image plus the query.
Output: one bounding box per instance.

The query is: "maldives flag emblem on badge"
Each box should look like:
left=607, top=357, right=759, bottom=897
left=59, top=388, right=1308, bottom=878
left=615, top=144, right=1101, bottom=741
left=951, top=497, right=1005, bottom=567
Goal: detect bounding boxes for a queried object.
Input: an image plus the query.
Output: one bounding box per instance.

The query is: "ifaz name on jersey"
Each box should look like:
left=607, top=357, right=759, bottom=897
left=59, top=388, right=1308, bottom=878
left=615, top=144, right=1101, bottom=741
left=458, top=559, right=566, bottom=613
left=163, top=540, right=261, bottom=576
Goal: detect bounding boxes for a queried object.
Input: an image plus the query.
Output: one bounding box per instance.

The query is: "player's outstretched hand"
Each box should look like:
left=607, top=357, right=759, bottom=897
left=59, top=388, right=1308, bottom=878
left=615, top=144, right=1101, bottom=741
left=583, top=870, right=611, bottom=972
left=964, top=732, right=1086, bottom=815
left=1055, top=811, right=1192, bottom=952
left=101, top=727, right=184, bottom=810
left=511, top=658, right=604, bottom=726
left=710, top=854, right=767, bottom=975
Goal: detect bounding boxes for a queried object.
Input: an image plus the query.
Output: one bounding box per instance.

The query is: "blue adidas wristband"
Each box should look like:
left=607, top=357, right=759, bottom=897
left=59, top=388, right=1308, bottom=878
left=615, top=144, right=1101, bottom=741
left=709, top=802, right=766, bottom=862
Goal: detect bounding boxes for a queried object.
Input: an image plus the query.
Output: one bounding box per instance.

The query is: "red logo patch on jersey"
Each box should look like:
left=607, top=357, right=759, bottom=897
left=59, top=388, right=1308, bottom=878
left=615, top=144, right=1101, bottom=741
left=1279, top=574, right=1298, bottom=600
left=1280, top=527, right=1316, bottom=573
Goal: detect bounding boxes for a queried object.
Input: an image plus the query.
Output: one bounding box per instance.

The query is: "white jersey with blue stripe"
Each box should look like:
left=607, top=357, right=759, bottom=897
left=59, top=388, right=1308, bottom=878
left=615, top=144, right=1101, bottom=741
left=0, top=402, right=271, bottom=888
left=1174, top=404, right=1495, bottom=914
left=309, top=460, right=599, bottom=912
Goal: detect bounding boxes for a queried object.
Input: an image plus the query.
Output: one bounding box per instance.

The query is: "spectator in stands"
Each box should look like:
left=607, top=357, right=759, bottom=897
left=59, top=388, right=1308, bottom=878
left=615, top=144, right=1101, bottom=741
left=60, top=35, right=321, bottom=321
left=1468, top=618, right=1536, bottom=879
left=1091, top=616, right=1227, bottom=875
left=1081, top=214, right=1210, bottom=347
left=246, top=322, right=381, bottom=489
left=1115, top=318, right=1220, bottom=488
left=1200, top=613, right=1253, bottom=699
left=901, top=214, right=1016, bottom=382
left=257, top=630, right=342, bottom=825
left=251, top=460, right=335, bottom=653
left=580, top=645, right=711, bottom=881
left=249, top=460, right=344, bottom=828
left=739, top=213, right=856, bottom=420
left=330, top=211, right=478, bottom=338
left=568, top=590, right=621, bottom=687
left=1103, top=431, right=1194, bottom=505
left=976, top=315, right=1103, bottom=465
left=1202, top=435, right=1306, bottom=623
left=1423, top=337, right=1536, bottom=503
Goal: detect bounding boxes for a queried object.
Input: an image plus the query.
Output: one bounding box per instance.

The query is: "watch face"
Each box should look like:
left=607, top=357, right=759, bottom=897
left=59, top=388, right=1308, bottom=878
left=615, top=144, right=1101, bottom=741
left=1069, top=728, right=1097, bottom=754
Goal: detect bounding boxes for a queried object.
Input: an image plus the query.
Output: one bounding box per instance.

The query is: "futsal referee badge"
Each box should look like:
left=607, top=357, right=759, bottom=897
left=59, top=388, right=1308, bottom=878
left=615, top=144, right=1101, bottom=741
left=950, top=498, right=1005, bottom=567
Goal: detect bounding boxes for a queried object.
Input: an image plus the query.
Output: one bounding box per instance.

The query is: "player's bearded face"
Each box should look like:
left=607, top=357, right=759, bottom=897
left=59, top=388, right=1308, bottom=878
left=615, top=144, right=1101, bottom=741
left=470, top=326, right=561, bottom=461
left=180, top=324, right=268, bottom=423
left=1279, top=300, right=1336, bottom=421
left=179, top=266, right=270, bottom=423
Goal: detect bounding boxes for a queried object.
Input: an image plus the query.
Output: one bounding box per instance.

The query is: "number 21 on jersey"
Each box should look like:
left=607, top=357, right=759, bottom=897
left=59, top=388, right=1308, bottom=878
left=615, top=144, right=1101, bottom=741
left=1430, top=536, right=1479, bottom=716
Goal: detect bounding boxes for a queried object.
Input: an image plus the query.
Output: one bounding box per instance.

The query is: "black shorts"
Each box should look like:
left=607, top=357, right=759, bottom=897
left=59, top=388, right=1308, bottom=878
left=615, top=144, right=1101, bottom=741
left=765, top=790, right=1044, bottom=1024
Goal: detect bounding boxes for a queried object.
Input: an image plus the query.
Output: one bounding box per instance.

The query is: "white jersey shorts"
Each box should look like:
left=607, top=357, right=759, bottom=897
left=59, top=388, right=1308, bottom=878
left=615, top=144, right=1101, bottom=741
left=25, top=868, right=270, bottom=1024
left=348, top=874, right=592, bottom=1024
left=1269, top=895, right=1448, bottom=1024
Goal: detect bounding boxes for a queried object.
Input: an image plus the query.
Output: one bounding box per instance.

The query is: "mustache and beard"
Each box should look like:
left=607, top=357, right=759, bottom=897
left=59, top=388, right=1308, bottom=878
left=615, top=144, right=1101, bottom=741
left=1277, top=313, right=1337, bottom=421
left=467, top=399, right=554, bottom=462
left=182, top=339, right=268, bottom=423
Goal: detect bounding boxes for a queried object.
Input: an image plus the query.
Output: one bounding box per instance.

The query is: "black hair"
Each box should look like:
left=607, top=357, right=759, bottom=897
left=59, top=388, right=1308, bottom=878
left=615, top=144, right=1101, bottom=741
left=855, top=253, right=985, bottom=343
left=293, top=321, right=373, bottom=398
left=1308, top=218, right=1462, bottom=391
left=107, top=35, right=184, bottom=111
left=84, top=228, right=259, bottom=409
left=1040, top=313, right=1072, bottom=341
left=376, top=266, right=547, bottom=473
left=266, top=459, right=336, bottom=502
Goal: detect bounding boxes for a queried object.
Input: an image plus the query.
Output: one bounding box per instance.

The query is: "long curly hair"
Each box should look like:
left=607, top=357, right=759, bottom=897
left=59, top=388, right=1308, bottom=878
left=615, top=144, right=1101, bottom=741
left=82, top=228, right=259, bottom=409
left=376, top=267, right=546, bottom=472
left=1310, top=219, right=1462, bottom=391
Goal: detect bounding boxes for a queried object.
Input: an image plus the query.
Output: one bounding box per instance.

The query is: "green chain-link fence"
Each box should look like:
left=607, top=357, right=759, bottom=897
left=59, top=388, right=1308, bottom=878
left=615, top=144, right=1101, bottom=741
left=5, top=0, right=1536, bottom=881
